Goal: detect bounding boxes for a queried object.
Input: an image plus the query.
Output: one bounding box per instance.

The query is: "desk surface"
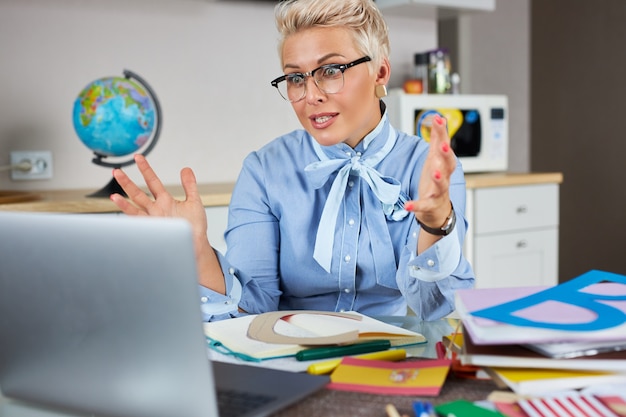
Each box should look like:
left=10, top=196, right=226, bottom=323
left=273, top=316, right=498, bottom=417
left=0, top=316, right=498, bottom=417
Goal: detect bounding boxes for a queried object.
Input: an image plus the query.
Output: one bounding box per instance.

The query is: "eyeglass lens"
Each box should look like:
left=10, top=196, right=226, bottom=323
left=279, top=66, right=344, bottom=102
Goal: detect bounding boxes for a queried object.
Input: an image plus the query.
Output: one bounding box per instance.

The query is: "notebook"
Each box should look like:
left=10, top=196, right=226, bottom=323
left=0, top=211, right=328, bottom=417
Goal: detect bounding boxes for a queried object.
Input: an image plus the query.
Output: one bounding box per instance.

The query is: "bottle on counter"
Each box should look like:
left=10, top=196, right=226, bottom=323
left=429, top=48, right=451, bottom=94
left=451, top=72, right=461, bottom=94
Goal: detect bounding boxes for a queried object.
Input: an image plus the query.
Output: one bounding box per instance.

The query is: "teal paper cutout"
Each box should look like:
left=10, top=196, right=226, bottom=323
left=205, top=337, right=295, bottom=362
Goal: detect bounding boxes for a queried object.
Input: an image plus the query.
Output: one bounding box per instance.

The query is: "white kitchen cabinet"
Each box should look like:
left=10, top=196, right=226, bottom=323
left=76, top=205, right=229, bottom=254
left=464, top=180, right=561, bottom=289
left=375, top=0, right=495, bottom=19
left=206, top=206, right=228, bottom=255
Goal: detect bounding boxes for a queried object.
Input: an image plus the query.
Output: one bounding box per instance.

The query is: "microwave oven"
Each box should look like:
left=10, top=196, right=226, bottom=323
left=385, top=89, right=508, bottom=173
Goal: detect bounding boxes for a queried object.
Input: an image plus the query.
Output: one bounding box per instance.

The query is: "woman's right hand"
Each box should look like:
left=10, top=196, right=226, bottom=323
left=110, top=154, right=208, bottom=236
left=111, top=154, right=226, bottom=293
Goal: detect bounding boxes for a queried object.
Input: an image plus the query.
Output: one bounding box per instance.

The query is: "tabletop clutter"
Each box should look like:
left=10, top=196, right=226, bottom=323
left=448, top=269, right=626, bottom=417
left=204, top=270, right=626, bottom=417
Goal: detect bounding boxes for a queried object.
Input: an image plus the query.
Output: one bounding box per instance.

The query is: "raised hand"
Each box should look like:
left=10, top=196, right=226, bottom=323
left=111, top=154, right=207, bottom=232
left=405, top=114, right=457, bottom=240
left=110, top=155, right=225, bottom=293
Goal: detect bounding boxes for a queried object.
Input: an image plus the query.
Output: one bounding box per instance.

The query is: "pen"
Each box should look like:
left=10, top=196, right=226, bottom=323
left=306, top=348, right=406, bottom=375
left=295, top=339, right=391, bottom=361
left=385, top=404, right=401, bottom=417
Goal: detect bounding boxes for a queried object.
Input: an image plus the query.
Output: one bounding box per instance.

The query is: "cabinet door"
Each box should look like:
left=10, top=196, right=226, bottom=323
left=205, top=206, right=228, bottom=255
left=473, top=228, right=558, bottom=288
left=474, top=184, right=559, bottom=234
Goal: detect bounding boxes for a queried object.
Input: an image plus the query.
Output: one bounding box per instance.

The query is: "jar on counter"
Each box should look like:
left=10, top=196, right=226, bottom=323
left=403, top=52, right=430, bottom=94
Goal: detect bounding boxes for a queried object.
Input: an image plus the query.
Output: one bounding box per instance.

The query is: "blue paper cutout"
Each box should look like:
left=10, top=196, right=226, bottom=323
left=471, top=270, right=626, bottom=331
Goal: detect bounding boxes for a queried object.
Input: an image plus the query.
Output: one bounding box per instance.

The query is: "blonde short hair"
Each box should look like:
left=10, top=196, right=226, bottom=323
left=274, top=0, right=390, bottom=68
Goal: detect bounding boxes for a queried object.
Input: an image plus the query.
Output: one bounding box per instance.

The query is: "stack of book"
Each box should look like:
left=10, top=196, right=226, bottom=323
left=203, top=310, right=426, bottom=362
left=453, top=270, right=626, bottom=397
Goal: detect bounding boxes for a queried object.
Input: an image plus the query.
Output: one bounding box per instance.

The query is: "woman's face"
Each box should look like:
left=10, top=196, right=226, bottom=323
left=280, top=26, right=389, bottom=148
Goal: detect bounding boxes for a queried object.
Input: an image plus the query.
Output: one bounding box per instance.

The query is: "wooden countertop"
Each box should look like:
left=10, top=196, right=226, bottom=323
left=464, top=171, right=563, bottom=189
left=0, top=172, right=562, bottom=214
left=0, top=182, right=234, bottom=213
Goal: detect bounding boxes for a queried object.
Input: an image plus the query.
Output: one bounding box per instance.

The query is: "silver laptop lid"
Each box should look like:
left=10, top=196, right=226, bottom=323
left=0, top=212, right=218, bottom=417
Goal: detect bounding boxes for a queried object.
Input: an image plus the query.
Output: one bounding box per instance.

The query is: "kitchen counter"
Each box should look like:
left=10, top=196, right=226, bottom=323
left=464, top=171, right=563, bottom=189
left=0, top=182, right=234, bottom=213
left=0, top=172, right=562, bottom=213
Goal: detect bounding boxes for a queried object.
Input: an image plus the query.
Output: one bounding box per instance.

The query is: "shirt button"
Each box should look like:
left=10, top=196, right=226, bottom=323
left=228, top=267, right=235, bottom=275
left=412, top=231, right=418, bottom=238
left=339, top=309, right=346, bottom=313
left=348, top=181, right=354, bottom=188
left=348, top=219, right=355, bottom=226
left=427, top=259, right=435, bottom=267
left=344, top=288, right=351, bottom=293
left=345, top=151, right=351, bottom=156
left=344, top=255, right=351, bottom=262
left=200, top=296, right=208, bottom=303
left=356, top=152, right=362, bottom=157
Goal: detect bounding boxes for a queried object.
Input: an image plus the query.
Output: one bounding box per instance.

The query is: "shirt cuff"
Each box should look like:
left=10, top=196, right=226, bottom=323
left=198, top=252, right=243, bottom=321
left=407, top=226, right=462, bottom=282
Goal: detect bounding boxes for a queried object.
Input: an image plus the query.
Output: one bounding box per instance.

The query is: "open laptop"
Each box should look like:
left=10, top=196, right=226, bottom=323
left=0, top=211, right=328, bottom=417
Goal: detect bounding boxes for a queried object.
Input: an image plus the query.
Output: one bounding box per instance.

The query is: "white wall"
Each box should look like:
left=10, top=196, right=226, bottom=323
left=457, top=0, right=530, bottom=172
left=0, top=0, right=436, bottom=192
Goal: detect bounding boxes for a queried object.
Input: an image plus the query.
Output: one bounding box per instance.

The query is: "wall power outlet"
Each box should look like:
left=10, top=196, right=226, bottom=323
left=10, top=151, right=53, bottom=180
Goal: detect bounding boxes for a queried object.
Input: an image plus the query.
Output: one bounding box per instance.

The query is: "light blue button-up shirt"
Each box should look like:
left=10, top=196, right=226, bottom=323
left=199, top=109, right=474, bottom=321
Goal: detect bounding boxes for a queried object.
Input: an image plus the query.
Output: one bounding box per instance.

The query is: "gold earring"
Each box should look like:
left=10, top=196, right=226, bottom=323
left=375, top=85, right=387, bottom=98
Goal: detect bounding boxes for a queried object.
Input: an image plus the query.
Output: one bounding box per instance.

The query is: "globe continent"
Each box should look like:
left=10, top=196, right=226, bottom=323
left=72, top=77, right=155, bottom=157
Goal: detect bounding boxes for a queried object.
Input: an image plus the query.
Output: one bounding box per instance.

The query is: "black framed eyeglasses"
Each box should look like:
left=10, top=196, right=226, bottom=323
left=270, top=56, right=372, bottom=103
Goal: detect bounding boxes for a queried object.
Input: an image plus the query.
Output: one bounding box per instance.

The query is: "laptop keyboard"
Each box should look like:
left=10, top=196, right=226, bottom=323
left=217, top=388, right=277, bottom=417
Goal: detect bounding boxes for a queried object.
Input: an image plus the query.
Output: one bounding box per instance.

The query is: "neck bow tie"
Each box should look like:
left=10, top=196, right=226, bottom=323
left=304, top=124, right=401, bottom=273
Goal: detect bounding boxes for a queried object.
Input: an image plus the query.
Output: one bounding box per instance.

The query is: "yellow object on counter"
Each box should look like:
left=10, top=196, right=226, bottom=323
left=306, top=349, right=407, bottom=375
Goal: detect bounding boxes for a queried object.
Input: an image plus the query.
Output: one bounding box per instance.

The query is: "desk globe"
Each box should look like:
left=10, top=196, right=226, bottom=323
left=72, top=70, right=162, bottom=197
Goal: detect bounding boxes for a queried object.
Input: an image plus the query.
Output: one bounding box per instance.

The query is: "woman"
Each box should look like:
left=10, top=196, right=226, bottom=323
left=111, top=0, right=474, bottom=321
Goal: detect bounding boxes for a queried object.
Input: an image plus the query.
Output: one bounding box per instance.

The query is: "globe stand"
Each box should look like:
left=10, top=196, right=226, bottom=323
left=87, top=176, right=127, bottom=198
left=81, top=69, right=162, bottom=199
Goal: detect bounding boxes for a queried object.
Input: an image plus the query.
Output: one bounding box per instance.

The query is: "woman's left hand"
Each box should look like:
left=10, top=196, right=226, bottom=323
left=405, top=114, right=457, bottom=230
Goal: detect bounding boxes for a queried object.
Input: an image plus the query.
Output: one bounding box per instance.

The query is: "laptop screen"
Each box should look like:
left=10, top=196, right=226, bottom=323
left=0, top=212, right=220, bottom=417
